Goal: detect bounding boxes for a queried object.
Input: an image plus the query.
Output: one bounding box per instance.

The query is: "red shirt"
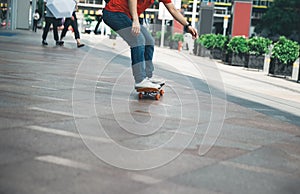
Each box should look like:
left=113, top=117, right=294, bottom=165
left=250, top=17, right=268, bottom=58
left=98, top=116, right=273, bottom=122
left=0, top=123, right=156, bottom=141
left=105, top=0, right=172, bottom=18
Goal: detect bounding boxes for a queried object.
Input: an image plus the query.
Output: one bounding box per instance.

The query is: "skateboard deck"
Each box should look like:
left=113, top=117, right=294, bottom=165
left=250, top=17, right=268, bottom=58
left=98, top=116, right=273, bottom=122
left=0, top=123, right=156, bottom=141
left=136, top=86, right=165, bottom=100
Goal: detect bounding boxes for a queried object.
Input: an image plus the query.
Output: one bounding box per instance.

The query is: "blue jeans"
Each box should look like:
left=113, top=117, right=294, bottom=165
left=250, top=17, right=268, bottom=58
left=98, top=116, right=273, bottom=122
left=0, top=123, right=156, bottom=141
left=103, top=9, right=154, bottom=83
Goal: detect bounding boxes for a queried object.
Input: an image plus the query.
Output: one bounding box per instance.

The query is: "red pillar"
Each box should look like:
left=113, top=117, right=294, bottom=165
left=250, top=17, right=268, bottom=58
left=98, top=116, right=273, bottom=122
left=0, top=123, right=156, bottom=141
left=173, top=20, right=183, bottom=34
left=231, top=0, right=252, bottom=38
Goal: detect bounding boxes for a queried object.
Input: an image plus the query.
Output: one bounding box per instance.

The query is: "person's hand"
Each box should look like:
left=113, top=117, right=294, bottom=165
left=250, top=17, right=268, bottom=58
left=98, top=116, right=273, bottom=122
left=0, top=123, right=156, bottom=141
left=131, top=20, right=140, bottom=36
left=187, top=26, right=198, bottom=39
left=71, top=16, right=75, bottom=21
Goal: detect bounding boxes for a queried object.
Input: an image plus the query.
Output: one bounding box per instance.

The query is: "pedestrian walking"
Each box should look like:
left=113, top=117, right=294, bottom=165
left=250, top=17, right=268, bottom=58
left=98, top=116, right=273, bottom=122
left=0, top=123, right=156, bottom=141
left=94, top=10, right=104, bottom=35
left=32, top=9, right=40, bottom=32
left=102, top=0, right=198, bottom=89
left=184, top=33, right=194, bottom=54
left=59, top=2, right=84, bottom=48
left=41, top=1, right=63, bottom=46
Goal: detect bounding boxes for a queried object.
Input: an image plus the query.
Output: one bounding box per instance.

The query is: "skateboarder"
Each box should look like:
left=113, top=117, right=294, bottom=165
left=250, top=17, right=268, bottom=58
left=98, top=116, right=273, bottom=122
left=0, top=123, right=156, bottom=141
left=102, top=0, right=198, bottom=89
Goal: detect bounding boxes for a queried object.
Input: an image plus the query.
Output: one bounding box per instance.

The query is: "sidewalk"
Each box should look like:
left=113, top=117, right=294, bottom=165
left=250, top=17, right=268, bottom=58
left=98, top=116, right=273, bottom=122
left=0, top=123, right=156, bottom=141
left=0, top=29, right=300, bottom=194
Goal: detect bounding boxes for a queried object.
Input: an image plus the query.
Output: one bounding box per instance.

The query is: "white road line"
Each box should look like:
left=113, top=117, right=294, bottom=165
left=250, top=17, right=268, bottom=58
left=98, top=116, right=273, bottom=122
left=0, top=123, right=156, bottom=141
left=36, top=155, right=166, bottom=185
left=251, top=108, right=273, bottom=112
left=35, top=155, right=164, bottom=185
left=31, top=85, right=59, bottom=91
left=28, top=106, right=87, bottom=118
left=32, top=95, right=68, bottom=102
left=26, top=125, right=111, bottom=143
left=96, top=86, right=107, bottom=89
left=130, top=174, right=162, bottom=184
left=35, top=155, right=91, bottom=170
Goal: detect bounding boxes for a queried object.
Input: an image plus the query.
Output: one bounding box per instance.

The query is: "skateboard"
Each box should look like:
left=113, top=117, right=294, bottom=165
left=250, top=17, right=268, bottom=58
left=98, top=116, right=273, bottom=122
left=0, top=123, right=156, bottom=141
left=136, top=85, right=165, bottom=100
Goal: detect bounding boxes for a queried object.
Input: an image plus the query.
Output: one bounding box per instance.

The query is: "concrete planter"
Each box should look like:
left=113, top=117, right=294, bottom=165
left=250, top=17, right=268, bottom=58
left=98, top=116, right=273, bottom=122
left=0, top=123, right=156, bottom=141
left=169, top=41, right=178, bottom=50
left=199, top=45, right=211, bottom=57
left=246, top=55, right=265, bottom=70
left=269, top=58, right=293, bottom=77
left=193, top=42, right=198, bottom=55
left=230, top=53, right=248, bottom=66
left=155, top=39, right=160, bottom=46
left=196, top=44, right=201, bottom=56
left=210, top=48, right=222, bottom=60
left=221, top=51, right=231, bottom=64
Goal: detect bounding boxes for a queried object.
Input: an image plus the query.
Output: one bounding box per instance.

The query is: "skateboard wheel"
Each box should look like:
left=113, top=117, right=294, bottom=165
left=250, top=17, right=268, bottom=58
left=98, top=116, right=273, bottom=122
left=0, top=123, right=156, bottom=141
left=160, top=89, right=164, bottom=96
left=138, top=93, right=143, bottom=99
left=155, top=93, right=160, bottom=100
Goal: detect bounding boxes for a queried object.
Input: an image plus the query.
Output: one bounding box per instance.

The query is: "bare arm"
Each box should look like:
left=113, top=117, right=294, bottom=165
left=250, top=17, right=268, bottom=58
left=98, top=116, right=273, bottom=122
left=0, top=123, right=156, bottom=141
left=164, top=3, right=198, bottom=39
left=128, top=0, right=140, bottom=35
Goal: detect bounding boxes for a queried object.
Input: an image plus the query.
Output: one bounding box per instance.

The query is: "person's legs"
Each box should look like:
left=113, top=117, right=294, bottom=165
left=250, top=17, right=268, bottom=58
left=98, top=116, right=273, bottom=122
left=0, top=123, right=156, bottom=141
left=138, top=25, right=165, bottom=85
left=42, top=18, right=51, bottom=45
left=94, top=17, right=101, bottom=34
left=33, top=20, right=36, bottom=31
left=103, top=10, right=147, bottom=83
left=71, top=19, right=84, bottom=47
left=60, top=18, right=71, bottom=40
left=42, top=18, right=51, bottom=40
left=51, top=18, right=59, bottom=42
left=140, top=25, right=155, bottom=78
left=72, top=20, right=80, bottom=39
left=34, top=20, right=38, bottom=32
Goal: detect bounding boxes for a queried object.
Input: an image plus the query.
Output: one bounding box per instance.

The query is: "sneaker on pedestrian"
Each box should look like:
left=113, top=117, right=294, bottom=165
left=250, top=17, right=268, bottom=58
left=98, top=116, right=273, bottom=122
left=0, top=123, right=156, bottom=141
left=135, top=78, right=161, bottom=89
left=42, top=40, right=48, bottom=46
left=148, top=76, right=165, bottom=86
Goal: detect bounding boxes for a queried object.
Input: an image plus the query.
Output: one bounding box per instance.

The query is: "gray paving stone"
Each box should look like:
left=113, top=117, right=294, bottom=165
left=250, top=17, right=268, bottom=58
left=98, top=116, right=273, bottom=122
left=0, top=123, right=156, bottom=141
left=169, top=162, right=300, bottom=194
left=229, top=139, right=300, bottom=175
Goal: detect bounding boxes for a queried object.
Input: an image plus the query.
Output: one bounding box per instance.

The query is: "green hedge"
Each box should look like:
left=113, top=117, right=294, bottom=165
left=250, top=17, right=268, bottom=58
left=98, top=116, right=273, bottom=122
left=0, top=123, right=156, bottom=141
left=248, top=36, right=272, bottom=56
left=196, top=34, right=228, bottom=50
left=227, top=36, right=249, bottom=54
left=272, top=36, right=300, bottom=64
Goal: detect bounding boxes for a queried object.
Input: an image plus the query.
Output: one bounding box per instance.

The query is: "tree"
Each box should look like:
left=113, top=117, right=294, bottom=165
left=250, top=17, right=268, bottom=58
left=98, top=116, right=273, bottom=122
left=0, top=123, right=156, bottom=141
left=255, top=0, right=300, bottom=42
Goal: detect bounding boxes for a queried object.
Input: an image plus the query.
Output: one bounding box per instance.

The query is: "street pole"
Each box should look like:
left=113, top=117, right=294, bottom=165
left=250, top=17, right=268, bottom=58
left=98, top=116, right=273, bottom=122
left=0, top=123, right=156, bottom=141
left=223, top=16, right=228, bottom=36
left=160, top=5, right=166, bottom=48
left=191, top=0, right=197, bottom=27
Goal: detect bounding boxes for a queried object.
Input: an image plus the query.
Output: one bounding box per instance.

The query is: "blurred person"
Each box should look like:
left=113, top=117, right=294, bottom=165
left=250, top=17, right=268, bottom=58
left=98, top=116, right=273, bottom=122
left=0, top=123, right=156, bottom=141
left=184, top=33, right=194, bottom=54
left=32, top=9, right=40, bottom=32
left=94, top=10, right=104, bottom=35
left=59, top=2, right=84, bottom=48
left=42, top=1, right=63, bottom=46
left=103, top=0, right=198, bottom=89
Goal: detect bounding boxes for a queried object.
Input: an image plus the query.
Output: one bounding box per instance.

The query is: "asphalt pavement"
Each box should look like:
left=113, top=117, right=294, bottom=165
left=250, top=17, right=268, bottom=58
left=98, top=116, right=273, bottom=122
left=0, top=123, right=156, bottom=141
left=0, top=29, right=300, bottom=194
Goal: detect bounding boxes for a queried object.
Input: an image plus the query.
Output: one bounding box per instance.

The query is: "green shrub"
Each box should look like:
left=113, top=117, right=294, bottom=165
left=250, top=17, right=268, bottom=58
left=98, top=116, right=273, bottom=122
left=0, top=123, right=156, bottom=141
left=196, top=34, right=228, bottom=49
left=195, top=36, right=202, bottom=45
left=227, top=36, right=249, bottom=54
left=169, top=33, right=184, bottom=42
left=155, top=31, right=162, bottom=39
left=212, top=34, right=228, bottom=50
left=272, top=36, right=300, bottom=64
left=248, top=36, right=272, bottom=56
left=197, top=34, right=215, bottom=49
left=155, top=31, right=171, bottom=40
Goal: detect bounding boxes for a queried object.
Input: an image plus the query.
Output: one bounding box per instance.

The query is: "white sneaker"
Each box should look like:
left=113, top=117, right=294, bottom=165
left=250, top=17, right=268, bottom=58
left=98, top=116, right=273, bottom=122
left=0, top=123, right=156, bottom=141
left=135, top=78, right=161, bottom=89
left=148, top=76, right=165, bottom=86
